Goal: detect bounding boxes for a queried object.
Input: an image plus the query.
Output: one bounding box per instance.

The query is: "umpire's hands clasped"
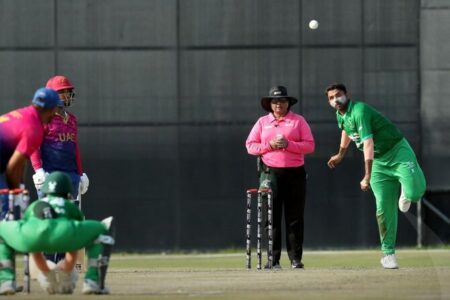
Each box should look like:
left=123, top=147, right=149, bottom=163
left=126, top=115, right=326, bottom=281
left=270, top=136, right=288, bottom=150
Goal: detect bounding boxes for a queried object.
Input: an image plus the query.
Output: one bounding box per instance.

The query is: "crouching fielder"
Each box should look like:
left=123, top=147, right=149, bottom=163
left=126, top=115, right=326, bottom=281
left=0, top=172, right=114, bottom=295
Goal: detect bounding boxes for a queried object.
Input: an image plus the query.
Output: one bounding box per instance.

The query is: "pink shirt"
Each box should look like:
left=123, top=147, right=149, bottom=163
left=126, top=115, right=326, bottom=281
left=30, top=111, right=83, bottom=174
left=0, top=106, right=44, bottom=157
left=246, top=111, right=315, bottom=168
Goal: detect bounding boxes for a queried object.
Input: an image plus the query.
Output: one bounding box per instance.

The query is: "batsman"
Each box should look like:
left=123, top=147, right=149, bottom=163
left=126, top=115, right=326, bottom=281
left=30, top=76, right=89, bottom=267
left=0, top=172, right=114, bottom=295
left=326, top=83, right=426, bottom=269
left=0, top=87, right=60, bottom=215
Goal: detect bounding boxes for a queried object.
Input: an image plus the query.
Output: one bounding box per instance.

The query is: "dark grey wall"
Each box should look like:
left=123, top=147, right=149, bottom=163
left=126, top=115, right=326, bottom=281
left=1, top=0, right=443, bottom=251
left=419, top=0, right=450, bottom=245
left=420, top=0, right=450, bottom=192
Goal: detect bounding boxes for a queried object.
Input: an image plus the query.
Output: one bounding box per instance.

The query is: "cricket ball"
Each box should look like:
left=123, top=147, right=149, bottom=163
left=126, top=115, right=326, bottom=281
left=309, top=19, right=319, bottom=30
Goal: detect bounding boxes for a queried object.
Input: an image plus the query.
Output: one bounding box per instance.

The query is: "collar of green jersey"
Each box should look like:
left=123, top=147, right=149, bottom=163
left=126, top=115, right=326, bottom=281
left=336, top=100, right=354, bottom=119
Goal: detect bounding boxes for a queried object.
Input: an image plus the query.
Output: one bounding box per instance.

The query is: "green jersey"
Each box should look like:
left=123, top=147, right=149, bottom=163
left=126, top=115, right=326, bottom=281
left=23, top=195, right=84, bottom=221
left=0, top=195, right=104, bottom=253
left=336, top=100, right=403, bottom=158
left=0, top=195, right=108, bottom=284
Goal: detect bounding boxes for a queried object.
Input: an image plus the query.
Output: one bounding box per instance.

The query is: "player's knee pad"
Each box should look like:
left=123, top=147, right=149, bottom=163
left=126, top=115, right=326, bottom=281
left=98, top=226, right=115, bottom=289
left=0, top=194, right=8, bottom=220
left=98, top=216, right=115, bottom=269
left=0, top=258, right=14, bottom=273
left=97, top=234, right=115, bottom=261
left=86, top=234, right=115, bottom=266
left=85, top=219, right=115, bottom=291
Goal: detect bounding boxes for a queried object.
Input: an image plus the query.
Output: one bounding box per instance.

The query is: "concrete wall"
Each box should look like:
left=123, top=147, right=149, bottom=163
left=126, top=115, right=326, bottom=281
left=0, top=0, right=434, bottom=251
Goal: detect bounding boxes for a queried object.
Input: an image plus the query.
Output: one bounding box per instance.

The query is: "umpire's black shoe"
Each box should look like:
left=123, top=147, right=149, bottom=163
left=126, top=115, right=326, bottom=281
left=264, top=261, right=281, bottom=269
left=291, top=260, right=304, bottom=269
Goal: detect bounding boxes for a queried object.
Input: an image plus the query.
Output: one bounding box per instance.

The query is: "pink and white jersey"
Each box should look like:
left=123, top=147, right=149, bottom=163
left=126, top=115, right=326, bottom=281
left=246, top=111, right=315, bottom=168
left=0, top=106, right=44, bottom=172
left=30, top=111, right=83, bottom=174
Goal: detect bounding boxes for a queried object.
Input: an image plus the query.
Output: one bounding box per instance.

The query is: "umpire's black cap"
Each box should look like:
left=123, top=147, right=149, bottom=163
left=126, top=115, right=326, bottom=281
left=261, top=86, right=298, bottom=112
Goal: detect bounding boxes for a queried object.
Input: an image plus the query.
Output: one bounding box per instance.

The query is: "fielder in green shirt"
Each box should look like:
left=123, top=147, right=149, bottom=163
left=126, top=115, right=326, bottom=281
left=325, top=83, right=426, bottom=269
left=0, top=171, right=114, bottom=295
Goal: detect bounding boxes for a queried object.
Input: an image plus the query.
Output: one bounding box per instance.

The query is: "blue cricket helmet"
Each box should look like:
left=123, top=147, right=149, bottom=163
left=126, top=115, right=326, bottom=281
left=32, top=87, right=62, bottom=108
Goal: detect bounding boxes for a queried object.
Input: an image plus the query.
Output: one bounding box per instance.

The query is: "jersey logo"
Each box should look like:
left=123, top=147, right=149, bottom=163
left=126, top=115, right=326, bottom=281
left=10, top=111, right=22, bottom=119
left=58, top=132, right=75, bottom=142
left=42, top=207, right=54, bottom=219
left=346, top=122, right=355, bottom=130
left=404, top=161, right=416, bottom=173
left=48, top=181, right=57, bottom=192
left=33, top=202, right=56, bottom=219
left=348, top=133, right=360, bottom=141
left=348, top=133, right=362, bottom=148
left=0, top=110, right=23, bottom=123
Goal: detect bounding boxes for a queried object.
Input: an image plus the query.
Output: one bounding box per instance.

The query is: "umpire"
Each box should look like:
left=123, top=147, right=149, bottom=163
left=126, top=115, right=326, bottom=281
left=246, top=86, right=315, bottom=268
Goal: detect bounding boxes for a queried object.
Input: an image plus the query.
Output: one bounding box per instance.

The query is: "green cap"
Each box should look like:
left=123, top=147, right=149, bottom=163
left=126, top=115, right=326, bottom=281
left=41, top=171, right=73, bottom=197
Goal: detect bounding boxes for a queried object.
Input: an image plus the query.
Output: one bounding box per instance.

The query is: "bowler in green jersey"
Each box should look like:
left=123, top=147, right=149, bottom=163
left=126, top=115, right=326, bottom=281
left=325, top=83, right=426, bottom=269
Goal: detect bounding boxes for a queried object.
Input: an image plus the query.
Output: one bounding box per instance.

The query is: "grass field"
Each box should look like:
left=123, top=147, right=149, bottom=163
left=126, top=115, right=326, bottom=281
left=13, top=248, right=450, bottom=299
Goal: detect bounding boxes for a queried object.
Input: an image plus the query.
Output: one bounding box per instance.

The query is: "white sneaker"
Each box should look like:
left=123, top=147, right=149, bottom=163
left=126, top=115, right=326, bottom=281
left=37, top=270, right=58, bottom=294
left=380, top=254, right=399, bottom=269
left=82, top=279, right=110, bottom=295
left=0, top=280, right=15, bottom=295
left=398, top=189, right=411, bottom=212
left=57, top=268, right=79, bottom=294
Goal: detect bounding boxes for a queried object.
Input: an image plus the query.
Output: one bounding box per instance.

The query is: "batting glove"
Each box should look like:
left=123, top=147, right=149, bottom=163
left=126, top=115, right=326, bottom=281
left=32, top=168, right=48, bottom=191
left=79, top=173, right=89, bottom=195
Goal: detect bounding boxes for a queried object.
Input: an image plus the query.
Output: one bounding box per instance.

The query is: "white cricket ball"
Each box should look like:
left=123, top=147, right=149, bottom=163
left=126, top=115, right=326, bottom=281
left=309, top=19, right=319, bottom=30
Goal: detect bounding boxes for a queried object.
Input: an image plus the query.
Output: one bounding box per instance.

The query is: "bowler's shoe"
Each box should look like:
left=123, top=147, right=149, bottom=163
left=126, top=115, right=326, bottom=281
left=380, top=254, right=399, bottom=269
left=398, top=191, right=411, bottom=213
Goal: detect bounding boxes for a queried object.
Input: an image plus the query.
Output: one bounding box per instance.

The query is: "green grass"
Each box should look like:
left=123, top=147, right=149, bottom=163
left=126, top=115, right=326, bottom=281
left=110, top=248, right=450, bottom=269
left=13, top=248, right=450, bottom=300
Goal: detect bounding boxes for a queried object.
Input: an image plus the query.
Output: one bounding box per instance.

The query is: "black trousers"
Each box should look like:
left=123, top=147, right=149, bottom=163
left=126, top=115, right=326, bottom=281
left=261, top=165, right=307, bottom=263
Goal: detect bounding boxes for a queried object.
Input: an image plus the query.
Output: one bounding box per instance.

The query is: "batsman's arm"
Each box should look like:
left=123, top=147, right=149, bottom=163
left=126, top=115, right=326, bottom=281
left=30, top=149, right=43, bottom=171
left=5, top=150, right=28, bottom=188
left=75, top=137, right=84, bottom=175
